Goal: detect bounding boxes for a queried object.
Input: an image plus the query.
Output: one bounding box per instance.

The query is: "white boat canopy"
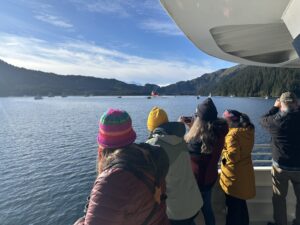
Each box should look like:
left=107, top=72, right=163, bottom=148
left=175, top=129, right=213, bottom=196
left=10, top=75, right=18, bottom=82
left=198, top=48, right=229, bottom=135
left=160, top=0, right=300, bottom=68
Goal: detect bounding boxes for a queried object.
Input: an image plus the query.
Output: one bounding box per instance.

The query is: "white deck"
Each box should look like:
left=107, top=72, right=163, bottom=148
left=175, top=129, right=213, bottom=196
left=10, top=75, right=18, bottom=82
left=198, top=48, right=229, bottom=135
left=194, top=167, right=297, bottom=225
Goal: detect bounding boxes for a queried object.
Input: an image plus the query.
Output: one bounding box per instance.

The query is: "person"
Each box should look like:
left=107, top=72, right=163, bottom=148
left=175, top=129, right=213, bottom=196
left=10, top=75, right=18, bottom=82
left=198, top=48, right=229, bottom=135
left=260, top=92, right=300, bottom=225
left=146, top=107, right=202, bottom=225
left=220, top=109, right=256, bottom=225
left=74, top=109, right=170, bottom=225
left=182, top=98, right=229, bottom=225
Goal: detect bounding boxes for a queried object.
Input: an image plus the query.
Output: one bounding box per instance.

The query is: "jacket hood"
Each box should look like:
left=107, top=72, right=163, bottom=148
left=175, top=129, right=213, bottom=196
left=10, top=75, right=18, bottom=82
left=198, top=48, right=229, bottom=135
left=151, top=122, right=186, bottom=146
left=229, top=127, right=255, bottom=137
left=152, top=122, right=186, bottom=137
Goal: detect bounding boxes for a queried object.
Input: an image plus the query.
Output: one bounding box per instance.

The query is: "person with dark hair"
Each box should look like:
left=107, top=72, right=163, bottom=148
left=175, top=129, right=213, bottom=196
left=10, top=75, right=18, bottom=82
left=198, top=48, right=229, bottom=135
left=220, top=109, right=256, bottom=225
left=147, top=107, right=202, bottom=225
left=74, top=109, right=170, bottom=225
left=182, top=98, right=229, bottom=225
left=261, top=92, right=300, bottom=225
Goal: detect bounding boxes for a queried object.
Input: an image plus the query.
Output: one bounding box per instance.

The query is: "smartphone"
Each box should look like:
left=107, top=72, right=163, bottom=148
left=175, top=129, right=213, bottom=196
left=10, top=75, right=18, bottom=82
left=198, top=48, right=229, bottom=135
left=183, top=116, right=192, bottom=124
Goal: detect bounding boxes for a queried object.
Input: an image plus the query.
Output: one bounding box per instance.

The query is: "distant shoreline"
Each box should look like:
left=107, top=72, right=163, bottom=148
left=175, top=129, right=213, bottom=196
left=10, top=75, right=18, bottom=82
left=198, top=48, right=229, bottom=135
left=0, top=95, right=279, bottom=98
left=1, top=59, right=299, bottom=97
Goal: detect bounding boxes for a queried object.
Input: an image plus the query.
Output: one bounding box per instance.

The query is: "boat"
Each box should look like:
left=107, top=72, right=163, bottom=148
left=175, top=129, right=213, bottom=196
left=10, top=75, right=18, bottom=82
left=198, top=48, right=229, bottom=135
left=147, top=96, right=152, bottom=99
left=265, top=96, right=269, bottom=100
left=34, top=95, right=43, bottom=100
left=151, top=91, right=159, bottom=97
left=208, top=93, right=212, bottom=97
left=160, top=0, right=300, bottom=224
left=118, top=96, right=122, bottom=99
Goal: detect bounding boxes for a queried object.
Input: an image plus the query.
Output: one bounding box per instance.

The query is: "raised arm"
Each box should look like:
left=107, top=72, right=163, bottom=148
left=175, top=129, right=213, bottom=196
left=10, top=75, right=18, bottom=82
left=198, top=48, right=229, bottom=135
left=222, top=131, right=241, bottom=164
left=260, top=99, right=280, bottom=130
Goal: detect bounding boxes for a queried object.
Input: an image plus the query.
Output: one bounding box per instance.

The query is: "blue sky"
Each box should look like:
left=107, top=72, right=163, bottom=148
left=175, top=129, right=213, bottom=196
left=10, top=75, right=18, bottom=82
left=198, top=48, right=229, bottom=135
left=0, top=0, right=234, bottom=85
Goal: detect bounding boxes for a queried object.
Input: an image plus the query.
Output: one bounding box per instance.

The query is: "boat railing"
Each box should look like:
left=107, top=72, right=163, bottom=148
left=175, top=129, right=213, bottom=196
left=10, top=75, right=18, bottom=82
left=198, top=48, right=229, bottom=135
left=252, top=143, right=272, bottom=166
left=218, top=144, right=272, bottom=167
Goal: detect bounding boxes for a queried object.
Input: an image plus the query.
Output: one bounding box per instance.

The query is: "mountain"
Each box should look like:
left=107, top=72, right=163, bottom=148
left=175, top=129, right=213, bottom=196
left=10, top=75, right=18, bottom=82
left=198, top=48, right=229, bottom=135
left=0, top=60, right=158, bottom=96
left=159, top=65, right=300, bottom=97
left=0, top=59, right=299, bottom=97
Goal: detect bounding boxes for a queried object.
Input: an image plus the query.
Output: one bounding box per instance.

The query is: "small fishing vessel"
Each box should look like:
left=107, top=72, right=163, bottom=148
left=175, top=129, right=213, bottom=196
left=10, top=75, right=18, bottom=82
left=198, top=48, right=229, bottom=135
left=34, top=95, right=43, bottom=100
left=151, top=90, right=159, bottom=97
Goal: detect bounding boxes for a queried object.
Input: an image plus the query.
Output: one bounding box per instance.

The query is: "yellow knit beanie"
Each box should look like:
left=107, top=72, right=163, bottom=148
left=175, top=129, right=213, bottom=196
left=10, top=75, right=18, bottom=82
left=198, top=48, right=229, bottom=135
left=147, top=107, right=169, bottom=132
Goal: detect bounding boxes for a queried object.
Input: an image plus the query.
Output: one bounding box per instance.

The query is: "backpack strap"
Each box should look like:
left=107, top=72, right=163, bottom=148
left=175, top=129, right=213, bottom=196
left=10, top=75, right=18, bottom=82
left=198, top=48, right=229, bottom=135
left=106, top=162, right=164, bottom=225
left=140, top=203, right=159, bottom=225
left=83, top=162, right=164, bottom=225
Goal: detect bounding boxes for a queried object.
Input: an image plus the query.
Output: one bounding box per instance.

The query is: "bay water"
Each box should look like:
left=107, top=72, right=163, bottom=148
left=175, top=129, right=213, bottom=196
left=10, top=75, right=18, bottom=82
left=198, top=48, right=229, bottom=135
left=0, top=96, right=274, bottom=225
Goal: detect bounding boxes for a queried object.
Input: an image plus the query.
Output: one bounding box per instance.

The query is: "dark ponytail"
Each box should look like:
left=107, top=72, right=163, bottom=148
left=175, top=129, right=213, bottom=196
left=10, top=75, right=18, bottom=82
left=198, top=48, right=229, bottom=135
left=240, top=113, right=255, bottom=129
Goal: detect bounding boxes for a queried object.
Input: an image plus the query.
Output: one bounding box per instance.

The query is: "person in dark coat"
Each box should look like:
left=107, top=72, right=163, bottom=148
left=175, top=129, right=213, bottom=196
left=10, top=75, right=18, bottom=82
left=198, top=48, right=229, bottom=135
left=74, top=109, right=170, bottom=225
left=261, top=92, right=300, bottom=225
left=181, top=98, right=229, bottom=225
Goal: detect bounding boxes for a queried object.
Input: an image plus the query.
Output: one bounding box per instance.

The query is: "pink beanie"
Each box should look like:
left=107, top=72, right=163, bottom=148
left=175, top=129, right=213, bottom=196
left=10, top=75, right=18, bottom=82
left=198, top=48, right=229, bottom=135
left=97, top=109, right=136, bottom=149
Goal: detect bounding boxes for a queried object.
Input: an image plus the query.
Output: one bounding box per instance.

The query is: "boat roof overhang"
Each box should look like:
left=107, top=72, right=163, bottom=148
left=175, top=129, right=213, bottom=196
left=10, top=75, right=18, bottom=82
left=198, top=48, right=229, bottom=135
left=160, top=0, right=300, bottom=68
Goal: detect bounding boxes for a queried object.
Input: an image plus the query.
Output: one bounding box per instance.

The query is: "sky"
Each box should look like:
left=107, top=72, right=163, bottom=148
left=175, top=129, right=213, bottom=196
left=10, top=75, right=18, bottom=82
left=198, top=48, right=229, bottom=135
left=0, top=0, right=234, bottom=85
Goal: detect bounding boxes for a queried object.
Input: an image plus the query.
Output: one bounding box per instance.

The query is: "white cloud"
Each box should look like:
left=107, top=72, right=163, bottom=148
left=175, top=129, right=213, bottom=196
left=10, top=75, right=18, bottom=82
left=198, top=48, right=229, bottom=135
left=72, top=0, right=134, bottom=17
left=21, top=1, right=74, bottom=29
left=70, top=0, right=165, bottom=17
left=140, top=19, right=183, bottom=36
left=70, top=0, right=181, bottom=36
left=35, top=13, right=73, bottom=28
left=0, top=33, right=213, bottom=85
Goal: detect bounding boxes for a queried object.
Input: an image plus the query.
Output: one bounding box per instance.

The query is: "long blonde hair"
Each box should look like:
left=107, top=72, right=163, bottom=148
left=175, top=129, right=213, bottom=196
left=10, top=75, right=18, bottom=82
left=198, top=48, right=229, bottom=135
left=97, top=147, right=121, bottom=174
left=184, top=117, right=218, bottom=154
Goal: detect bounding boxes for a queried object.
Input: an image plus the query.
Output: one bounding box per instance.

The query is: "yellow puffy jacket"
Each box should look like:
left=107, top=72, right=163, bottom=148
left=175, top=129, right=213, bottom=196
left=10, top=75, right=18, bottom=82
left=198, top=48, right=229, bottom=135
left=219, top=127, right=256, bottom=200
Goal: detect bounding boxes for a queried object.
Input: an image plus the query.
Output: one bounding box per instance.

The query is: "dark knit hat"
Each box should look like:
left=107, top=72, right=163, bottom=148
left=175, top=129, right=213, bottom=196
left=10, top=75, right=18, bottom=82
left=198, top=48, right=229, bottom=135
left=196, top=98, right=218, bottom=122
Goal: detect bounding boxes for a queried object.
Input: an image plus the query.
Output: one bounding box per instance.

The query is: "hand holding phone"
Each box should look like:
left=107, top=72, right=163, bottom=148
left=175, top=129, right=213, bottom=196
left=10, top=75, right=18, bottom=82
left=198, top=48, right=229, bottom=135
left=274, top=98, right=281, bottom=108
left=183, top=116, right=192, bottom=124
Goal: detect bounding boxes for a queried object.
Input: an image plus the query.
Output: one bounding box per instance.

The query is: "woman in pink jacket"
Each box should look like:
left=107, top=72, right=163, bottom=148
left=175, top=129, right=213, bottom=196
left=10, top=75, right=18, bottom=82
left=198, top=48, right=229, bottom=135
left=74, top=109, right=170, bottom=225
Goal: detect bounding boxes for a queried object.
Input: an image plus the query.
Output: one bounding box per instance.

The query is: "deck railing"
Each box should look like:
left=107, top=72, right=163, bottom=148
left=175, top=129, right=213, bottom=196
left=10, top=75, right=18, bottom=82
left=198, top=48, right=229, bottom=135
left=218, top=144, right=272, bottom=167
left=252, top=144, right=272, bottom=166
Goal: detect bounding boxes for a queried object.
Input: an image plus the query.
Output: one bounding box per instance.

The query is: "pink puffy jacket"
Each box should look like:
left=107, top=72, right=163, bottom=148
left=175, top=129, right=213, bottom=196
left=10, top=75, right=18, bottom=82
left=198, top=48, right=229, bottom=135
left=74, top=168, right=170, bottom=225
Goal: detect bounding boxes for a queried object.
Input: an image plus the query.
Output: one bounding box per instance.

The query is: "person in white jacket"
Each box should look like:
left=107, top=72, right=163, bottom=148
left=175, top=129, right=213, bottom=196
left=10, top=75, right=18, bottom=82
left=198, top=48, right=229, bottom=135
left=146, top=107, right=202, bottom=225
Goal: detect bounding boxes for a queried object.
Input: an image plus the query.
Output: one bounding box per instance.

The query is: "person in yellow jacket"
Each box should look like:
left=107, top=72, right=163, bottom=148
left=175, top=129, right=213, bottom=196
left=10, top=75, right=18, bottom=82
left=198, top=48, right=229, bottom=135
left=220, top=109, right=256, bottom=225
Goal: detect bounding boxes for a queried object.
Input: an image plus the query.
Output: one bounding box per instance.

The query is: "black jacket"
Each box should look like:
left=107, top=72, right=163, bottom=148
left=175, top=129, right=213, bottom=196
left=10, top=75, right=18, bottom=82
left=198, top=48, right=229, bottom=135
left=261, top=106, right=300, bottom=170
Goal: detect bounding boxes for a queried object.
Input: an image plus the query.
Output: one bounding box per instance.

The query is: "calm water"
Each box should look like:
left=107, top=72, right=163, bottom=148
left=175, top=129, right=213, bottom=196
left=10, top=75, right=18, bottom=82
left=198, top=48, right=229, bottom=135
left=0, top=96, right=274, bottom=225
